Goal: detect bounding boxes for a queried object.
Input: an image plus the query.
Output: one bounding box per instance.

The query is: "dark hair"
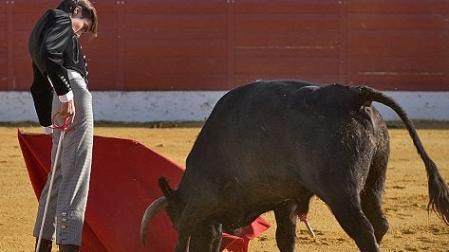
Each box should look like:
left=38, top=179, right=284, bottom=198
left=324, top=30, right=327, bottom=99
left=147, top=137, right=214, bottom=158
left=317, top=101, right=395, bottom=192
left=77, top=0, right=98, bottom=37
left=57, top=0, right=98, bottom=37
left=57, top=0, right=79, bottom=13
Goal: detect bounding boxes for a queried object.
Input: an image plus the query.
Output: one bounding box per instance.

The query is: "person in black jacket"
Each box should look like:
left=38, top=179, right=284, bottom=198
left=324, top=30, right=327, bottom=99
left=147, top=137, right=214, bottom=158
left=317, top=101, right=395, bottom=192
left=29, top=1, right=98, bottom=251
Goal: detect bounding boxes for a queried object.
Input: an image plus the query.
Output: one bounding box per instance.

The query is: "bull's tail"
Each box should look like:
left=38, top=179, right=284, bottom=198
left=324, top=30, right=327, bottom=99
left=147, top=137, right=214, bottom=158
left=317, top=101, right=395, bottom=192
left=357, top=86, right=449, bottom=224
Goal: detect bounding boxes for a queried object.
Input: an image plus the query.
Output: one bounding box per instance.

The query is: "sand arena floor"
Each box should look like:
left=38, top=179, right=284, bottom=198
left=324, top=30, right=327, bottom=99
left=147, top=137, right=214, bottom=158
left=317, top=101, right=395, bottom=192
left=0, top=125, right=448, bottom=251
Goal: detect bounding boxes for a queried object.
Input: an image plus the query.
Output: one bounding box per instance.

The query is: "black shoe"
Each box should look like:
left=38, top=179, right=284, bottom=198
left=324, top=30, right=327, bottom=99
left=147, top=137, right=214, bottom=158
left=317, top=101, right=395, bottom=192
left=35, top=238, right=52, bottom=252
left=59, top=244, right=80, bottom=252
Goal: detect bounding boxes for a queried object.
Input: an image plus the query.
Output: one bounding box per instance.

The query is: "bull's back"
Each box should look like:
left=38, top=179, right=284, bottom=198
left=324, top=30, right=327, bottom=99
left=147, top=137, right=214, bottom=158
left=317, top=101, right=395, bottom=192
left=186, top=80, right=385, bottom=200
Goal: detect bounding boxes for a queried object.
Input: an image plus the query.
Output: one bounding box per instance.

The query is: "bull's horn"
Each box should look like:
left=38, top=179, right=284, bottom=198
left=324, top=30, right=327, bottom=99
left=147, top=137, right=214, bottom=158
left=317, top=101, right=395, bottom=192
left=299, top=214, right=316, bottom=239
left=303, top=219, right=316, bottom=239
left=140, top=196, right=168, bottom=245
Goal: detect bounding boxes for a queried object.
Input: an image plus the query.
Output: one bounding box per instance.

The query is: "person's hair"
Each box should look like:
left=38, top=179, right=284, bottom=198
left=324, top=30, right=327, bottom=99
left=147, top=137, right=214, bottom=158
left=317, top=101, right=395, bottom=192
left=57, top=0, right=79, bottom=13
left=57, top=0, right=98, bottom=37
left=77, top=0, right=98, bottom=37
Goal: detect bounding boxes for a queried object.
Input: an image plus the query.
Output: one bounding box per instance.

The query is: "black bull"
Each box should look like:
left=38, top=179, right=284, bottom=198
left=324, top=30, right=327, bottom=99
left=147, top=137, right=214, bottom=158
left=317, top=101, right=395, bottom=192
left=141, top=80, right=449, bottom=252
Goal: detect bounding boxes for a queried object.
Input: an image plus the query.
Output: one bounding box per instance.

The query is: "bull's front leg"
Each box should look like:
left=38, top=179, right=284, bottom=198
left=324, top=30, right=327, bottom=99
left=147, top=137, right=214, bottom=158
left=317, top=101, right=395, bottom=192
left=274, top=200, right=298, bottom=252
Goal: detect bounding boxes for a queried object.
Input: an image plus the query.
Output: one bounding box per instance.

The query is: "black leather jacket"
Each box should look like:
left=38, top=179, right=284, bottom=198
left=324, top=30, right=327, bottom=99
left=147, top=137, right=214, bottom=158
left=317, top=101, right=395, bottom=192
left=29, top=8, right=88, bottom=127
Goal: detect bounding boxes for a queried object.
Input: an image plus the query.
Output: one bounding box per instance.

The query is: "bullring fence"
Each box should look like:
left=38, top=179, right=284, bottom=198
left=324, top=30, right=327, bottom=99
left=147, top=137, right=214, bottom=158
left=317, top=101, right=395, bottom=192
left=1, top=0, right=448, bottom=122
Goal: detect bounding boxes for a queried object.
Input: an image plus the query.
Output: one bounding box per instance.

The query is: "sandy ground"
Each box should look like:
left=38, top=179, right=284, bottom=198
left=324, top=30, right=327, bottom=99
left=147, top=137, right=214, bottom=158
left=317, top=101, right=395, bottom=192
left=0, top=125, right=448, bottom=252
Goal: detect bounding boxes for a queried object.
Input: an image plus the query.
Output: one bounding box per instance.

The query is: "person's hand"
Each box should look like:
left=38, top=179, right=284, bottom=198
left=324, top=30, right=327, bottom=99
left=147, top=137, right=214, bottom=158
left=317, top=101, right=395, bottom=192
left=59, top=99, right=75, bottom=124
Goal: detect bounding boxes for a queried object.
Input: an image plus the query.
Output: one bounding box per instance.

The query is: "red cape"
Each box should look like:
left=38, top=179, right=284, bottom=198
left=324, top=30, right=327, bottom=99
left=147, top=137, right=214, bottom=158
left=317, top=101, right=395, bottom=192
left=18, top=130, right=270, bottom=251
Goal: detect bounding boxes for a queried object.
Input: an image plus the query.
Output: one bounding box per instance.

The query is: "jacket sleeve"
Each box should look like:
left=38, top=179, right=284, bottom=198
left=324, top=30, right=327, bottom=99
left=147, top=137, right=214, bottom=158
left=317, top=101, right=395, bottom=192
left=30, top=63, right=53, bottom=127
left=43, top=13, right=73, bottom=101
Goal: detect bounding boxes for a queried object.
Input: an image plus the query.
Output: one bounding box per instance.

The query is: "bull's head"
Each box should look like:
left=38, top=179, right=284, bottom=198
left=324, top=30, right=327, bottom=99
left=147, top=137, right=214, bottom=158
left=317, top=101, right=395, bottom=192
left=140, top=177, right=185, bottom=245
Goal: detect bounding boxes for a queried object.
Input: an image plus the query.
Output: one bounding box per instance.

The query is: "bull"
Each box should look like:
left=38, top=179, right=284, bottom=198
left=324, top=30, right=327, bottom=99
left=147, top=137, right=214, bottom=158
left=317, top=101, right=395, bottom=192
left=141, top=80, right=449, bottom=252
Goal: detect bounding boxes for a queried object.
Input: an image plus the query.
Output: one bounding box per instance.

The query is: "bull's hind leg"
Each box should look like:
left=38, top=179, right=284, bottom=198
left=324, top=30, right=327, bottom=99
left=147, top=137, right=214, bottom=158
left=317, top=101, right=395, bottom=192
left=361, top=148, right=389, bottom=243
left=361, top=190, right=389, bottom=243
left=323, top=192, right=379, bottom=252
left=274, top=200, right=297, bottom=252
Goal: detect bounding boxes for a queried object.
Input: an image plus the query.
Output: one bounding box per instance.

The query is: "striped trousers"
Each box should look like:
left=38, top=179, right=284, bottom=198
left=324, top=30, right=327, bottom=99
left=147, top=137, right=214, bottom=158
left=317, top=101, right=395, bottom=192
left=33, top=71, right=93, bottom=246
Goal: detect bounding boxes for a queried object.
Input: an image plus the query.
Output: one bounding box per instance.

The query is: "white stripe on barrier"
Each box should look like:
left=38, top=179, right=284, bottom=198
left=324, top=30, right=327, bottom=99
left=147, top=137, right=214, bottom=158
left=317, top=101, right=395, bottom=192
left=1, top=91, right=448, bottom=122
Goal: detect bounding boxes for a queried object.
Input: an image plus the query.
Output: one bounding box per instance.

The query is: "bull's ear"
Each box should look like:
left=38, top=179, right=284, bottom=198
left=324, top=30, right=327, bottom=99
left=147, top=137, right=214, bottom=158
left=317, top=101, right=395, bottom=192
left=159, top=177, right=174, bottom=198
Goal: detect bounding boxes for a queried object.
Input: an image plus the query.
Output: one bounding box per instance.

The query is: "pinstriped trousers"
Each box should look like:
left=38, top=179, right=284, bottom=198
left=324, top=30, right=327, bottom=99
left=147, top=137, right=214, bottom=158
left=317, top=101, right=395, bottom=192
left=33, top=71, right=93, bottom=246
